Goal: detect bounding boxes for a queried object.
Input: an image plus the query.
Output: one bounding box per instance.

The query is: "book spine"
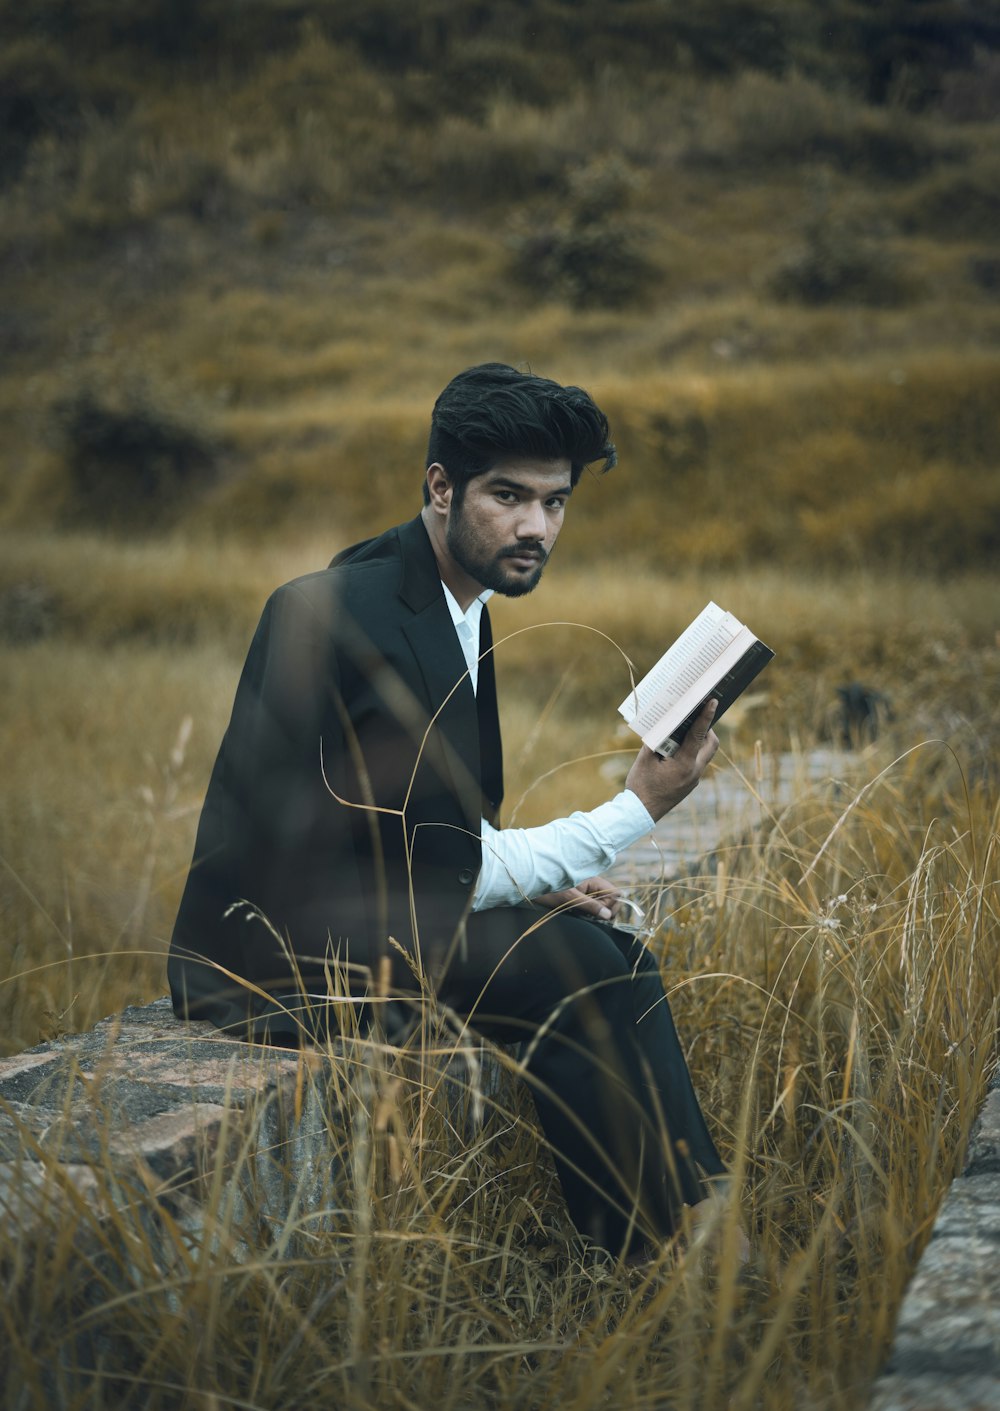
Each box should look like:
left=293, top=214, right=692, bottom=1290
left=638, top=629, right=757, bottom=750
left=649, top=639, right=774, bottom=754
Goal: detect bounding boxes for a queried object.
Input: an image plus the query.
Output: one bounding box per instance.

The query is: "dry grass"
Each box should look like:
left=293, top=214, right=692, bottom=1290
left=1, top=698, right=996, bottom=1409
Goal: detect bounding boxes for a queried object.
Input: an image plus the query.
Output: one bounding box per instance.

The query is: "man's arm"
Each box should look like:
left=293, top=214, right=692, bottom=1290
left=476, top=789, right=653, bottom=912
left=474, top=700, right=719, bottom=915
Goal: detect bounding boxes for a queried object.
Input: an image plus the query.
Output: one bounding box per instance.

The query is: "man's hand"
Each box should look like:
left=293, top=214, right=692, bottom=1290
left=533, top=874, right=623, bottom=922
left=624, top=698, right=720, bottom=823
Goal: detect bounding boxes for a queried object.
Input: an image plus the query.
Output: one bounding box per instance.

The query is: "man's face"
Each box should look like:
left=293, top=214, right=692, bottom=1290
left=444, top=457, right=573, bottom=598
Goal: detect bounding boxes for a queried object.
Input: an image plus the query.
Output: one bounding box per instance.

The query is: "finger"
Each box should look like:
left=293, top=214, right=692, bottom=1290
left=690, top=699, right=719, bottom=746
left=574, top=890, right=615, bottom=921
left=699, top=698, right=719, bottom=729
left=581, top=875, right=622, bottom=902
left=588, top=884, right=622, bottom=917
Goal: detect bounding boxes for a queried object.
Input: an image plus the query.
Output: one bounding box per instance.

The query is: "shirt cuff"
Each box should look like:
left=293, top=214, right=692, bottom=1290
left=603, top=788, right=656, bottom=844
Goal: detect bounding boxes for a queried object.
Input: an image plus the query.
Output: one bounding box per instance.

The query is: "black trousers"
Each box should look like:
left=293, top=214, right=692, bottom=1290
left=420, top=905, right=727, bottom=1256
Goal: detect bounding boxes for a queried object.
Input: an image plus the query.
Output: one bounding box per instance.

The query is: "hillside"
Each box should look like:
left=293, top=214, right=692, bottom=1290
left=1, top=0, right=998, bottom=573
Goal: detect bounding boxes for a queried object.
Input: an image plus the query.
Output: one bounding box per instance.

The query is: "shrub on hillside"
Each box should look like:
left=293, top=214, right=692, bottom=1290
left=232, top=31, right=396, bottom=141
left=56, top=111, right=236, bottom=234
left=767, top=215, right=913, bottom=307
left=0, top=39, right=81, bottom=182
left=507, top=156, right=657, bottom=309
left=968, top=254, right=1000, bottom=293
left=898, top=161, right=1000, bottom=240
left=418, top=76, right=669, bottom=205
left=59, top=32, right=390, bottom=231
left=682, top=70, right=943, bottom=179
left=815, top=0, right=1000, bottom=108
left=0, top=580, right=59, bottom=643
left=937, top=47, right=1000, bottom=121
left=432, top=38, right=567, bottom=118
left=509, top=219, right=657, bottom=309
left=53, top=384, right=219, bottom=530
left=224, top=31, right=401, bottom=208
left=422, top=100, right=575, bottom=204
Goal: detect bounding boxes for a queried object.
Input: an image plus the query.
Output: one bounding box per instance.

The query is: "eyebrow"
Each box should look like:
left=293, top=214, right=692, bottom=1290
left=487, top=475, right=574, bottom=497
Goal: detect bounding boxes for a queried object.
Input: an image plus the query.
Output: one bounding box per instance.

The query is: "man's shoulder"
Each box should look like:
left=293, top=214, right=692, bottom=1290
left=267, top=516, right=433, bottom=616
left=269, top=552, right=396, bottom=619
left=328, top=519, right=411, bottom=572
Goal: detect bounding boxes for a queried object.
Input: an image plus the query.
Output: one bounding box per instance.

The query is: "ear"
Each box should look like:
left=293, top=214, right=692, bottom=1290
left=424, top=462, right=453, bottom=513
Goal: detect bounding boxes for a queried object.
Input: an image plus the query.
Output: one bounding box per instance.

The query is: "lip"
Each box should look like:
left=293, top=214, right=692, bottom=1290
left=507, top=554, right=542, bottom=568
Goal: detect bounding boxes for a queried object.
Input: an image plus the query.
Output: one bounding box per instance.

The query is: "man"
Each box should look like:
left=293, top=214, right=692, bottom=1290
left=169, top=362, right=727, bottom=1257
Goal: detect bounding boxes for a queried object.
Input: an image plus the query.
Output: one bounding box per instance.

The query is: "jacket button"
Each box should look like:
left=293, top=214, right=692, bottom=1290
left=457, top=869, right=474, bottom=886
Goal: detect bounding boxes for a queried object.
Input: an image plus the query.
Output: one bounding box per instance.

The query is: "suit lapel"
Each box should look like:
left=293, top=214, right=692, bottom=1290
left=396, top=518, right=484, bottom=836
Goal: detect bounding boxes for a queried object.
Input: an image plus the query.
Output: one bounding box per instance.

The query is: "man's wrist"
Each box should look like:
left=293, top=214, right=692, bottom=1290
left=618, top=788, right=656, bottom=833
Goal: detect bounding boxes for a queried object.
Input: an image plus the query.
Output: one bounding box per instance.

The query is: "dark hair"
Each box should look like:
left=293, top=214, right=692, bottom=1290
left=423, top=362, right=616, bottom=504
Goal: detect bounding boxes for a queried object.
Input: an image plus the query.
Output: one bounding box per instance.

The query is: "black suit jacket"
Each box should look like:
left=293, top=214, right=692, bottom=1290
left=168, top=515, right=503, bottom=1036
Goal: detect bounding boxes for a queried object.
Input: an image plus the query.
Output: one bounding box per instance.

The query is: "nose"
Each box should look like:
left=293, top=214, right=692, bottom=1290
left=515, top=499, right=547, bottom=542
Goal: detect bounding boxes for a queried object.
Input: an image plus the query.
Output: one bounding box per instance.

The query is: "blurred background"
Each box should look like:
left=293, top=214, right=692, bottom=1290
left=1, top=0, right=999, bottom=1050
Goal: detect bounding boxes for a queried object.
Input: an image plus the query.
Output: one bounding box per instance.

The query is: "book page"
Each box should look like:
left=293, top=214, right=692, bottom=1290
left=619, top=601, right=743, bottom=735
left=640, top=628, right=757, bottom=750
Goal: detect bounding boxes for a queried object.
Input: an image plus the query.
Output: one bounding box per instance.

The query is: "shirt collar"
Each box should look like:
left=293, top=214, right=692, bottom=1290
left=440, top=581, right=493, bottom=630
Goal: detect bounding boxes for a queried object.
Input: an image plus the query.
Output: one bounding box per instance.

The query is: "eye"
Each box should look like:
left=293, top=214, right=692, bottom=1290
left=546, top=497, right=567, bottom=510
left=495, top=489, right=518, bottom=503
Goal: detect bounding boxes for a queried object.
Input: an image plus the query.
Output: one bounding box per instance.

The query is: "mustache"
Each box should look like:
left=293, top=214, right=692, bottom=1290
left=499, top=544, right=547, bottom=561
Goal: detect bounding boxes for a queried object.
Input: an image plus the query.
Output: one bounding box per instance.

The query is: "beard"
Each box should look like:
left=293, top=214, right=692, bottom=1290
left=446, top=509, right=549, bottom=597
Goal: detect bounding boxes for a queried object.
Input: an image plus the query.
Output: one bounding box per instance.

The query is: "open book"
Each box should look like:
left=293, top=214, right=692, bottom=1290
left=618, top=602, right=774, bottom=757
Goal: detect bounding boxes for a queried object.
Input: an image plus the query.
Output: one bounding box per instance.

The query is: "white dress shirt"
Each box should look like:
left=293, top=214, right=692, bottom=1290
left=439, top=582, right=655, bottom=910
